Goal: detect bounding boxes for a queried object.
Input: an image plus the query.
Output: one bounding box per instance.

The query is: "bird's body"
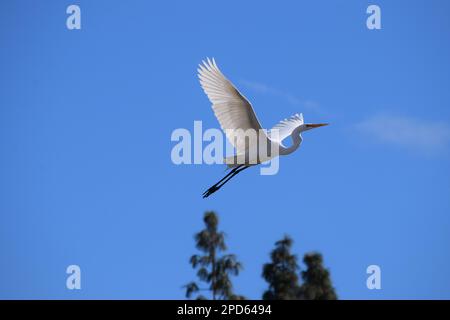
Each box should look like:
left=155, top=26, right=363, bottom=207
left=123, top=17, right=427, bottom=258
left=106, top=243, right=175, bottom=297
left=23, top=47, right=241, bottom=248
left=198, top=58, right=327, bottom=198
left=223, top=122, right=303, bottom=168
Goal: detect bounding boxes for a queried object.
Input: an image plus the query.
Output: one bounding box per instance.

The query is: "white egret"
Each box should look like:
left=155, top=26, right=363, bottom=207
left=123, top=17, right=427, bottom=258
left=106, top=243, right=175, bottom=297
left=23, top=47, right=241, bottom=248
left=198, top=58, right=328, bottom=198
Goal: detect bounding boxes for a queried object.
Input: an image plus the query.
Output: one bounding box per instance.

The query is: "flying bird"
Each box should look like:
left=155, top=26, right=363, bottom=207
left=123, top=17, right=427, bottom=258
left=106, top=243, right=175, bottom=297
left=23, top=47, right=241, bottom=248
left=198, top=58, right=328, bottom=198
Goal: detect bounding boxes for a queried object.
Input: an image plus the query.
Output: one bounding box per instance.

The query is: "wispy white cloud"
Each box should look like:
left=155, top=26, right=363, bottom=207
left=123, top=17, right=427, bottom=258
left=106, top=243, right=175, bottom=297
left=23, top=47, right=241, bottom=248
left=356, top=114, right=450, bottom=152
left=239, top=80, right=320, bottom=112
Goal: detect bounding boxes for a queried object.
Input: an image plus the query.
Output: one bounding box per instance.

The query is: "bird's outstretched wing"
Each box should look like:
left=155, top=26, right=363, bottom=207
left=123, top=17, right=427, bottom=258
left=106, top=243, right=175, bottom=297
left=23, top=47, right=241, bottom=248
left=269, top=113, right=304, bottom=144
left=198, top=58, right=263, bottom=154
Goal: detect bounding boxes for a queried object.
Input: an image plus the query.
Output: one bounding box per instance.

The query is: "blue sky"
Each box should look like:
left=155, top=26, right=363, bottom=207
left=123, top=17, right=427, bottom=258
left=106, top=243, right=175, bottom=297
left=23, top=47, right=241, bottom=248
left=1, top=0, right=450, bottom=299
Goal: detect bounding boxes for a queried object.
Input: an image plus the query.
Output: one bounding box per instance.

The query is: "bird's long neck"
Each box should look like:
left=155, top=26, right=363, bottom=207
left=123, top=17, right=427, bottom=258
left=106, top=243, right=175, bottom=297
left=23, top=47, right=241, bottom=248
left=281, top=129, right=303, bottom=155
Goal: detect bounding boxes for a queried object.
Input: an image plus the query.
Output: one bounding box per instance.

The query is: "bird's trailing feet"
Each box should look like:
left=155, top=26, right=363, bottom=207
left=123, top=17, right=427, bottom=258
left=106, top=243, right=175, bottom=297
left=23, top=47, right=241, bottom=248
left=202, top=165, right=250, bottom=198
left=202, top=185, right=219, bottom=198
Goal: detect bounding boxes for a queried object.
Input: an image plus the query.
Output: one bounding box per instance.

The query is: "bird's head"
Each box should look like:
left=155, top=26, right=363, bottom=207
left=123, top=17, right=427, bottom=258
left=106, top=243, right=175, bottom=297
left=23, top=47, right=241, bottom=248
left=301, top=123, right=329, bottom=132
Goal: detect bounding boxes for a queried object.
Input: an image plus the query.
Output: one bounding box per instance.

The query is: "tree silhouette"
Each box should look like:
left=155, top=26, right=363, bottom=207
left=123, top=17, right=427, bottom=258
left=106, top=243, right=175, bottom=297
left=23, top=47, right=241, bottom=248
left=299, top=253, right=337, bottom=300
left=262, top=236, right=301, bottom=300
left=262, top=236, right=337, bottom=300
left=185, top=211, right=244, bottom=300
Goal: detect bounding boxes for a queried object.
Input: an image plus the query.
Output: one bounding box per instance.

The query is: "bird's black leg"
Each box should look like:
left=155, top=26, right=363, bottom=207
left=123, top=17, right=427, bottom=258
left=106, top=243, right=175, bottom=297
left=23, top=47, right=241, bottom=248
left=203, top=166, right=241, bottom=192
left=202, top=165, right=250, bottom=198
left=203, top=165, right=250, bottom=198
left=202, top=165, right=242, bottom=198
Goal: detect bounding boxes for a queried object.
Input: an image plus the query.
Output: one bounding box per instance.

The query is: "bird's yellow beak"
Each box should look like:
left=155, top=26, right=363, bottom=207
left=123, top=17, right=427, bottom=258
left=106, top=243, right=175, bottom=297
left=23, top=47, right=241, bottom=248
left=306, top=123, right=329, bottom=129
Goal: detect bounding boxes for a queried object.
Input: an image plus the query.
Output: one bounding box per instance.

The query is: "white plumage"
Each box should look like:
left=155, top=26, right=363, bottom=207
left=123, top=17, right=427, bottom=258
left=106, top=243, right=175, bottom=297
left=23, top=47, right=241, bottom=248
left=198, top=58, right=264, bottom=155
left=269, top=113, right=304, bottom=146
left=198, top=58, right=328, bottom=198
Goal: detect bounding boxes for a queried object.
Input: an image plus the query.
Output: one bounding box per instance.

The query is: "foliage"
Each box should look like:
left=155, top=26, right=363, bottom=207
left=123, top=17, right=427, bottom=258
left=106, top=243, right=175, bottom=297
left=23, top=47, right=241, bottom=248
left=262, top=236, right=337, bottom=300
left=300, top=252, right=337, bottom=300
left=185, top=211, right=244, bottom=300
left=262, top=236, right=301, bottom=300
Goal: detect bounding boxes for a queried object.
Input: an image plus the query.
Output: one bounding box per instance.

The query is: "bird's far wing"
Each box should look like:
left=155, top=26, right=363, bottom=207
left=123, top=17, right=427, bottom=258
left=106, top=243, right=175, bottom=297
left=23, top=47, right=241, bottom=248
left=198, top=58, right=263, bottom=153
left=269, top=113, right=304, bottom=143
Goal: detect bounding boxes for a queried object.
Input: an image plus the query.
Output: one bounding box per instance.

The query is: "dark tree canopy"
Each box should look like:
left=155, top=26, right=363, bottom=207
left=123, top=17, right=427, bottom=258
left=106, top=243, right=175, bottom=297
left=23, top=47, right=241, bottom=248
left=262, top=236, right=301, bottom=300
left=185, top=211, right=244, bottom=300
left=262, top=236, right=337, bottom=300
left=300, top=253, right=337, bottom=300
